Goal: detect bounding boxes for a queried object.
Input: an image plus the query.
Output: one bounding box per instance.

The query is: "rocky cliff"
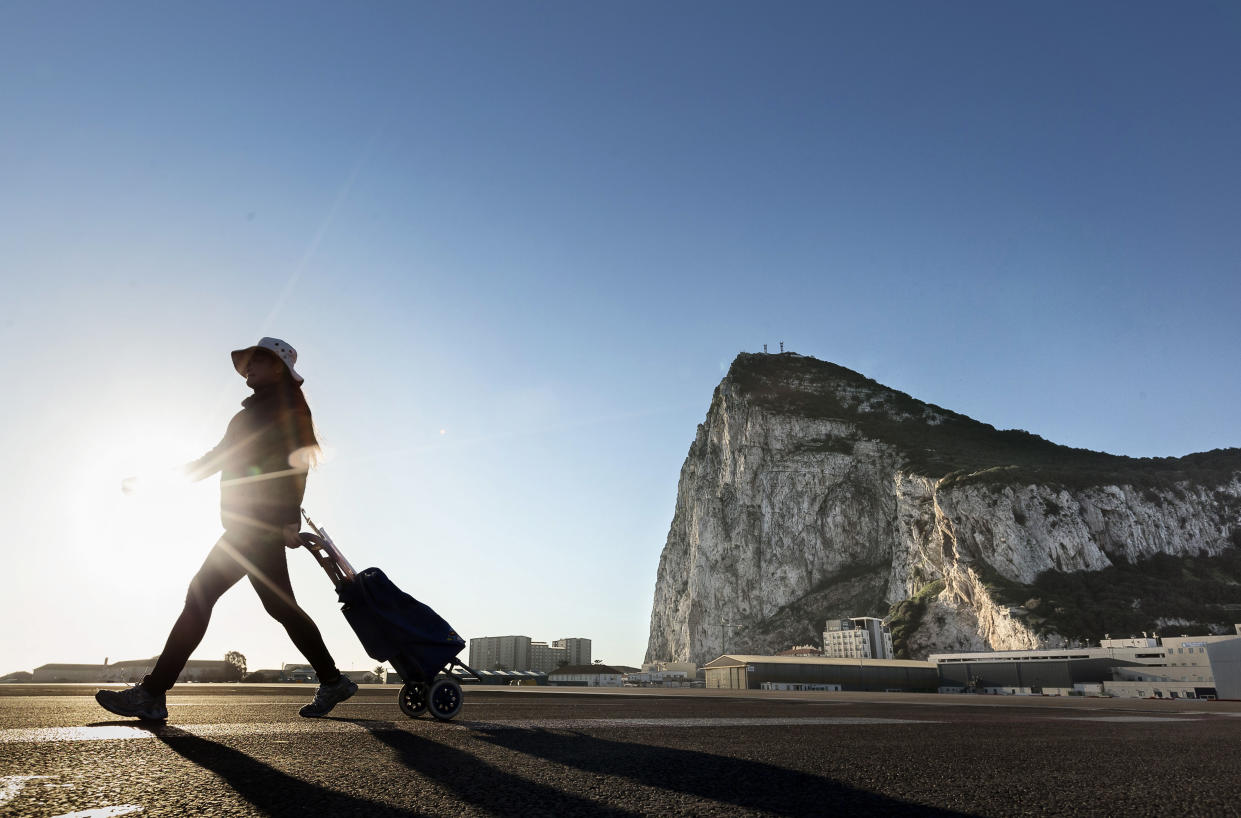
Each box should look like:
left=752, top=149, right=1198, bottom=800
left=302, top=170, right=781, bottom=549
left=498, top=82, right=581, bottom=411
left=645, top=353, right=1241, bottom=664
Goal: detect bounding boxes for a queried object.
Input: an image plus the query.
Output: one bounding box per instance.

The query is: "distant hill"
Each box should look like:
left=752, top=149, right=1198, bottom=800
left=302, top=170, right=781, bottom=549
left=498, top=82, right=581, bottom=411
left=728, top=352, right=1241, bottom=489
left=647, top=352, right=1241, bottom=663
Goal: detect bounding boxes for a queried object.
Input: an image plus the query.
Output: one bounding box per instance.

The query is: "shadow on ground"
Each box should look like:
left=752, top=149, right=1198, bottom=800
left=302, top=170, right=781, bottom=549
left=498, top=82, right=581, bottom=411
left=87, top=717, right=975, bottom=816
left=346, top=719, right=973, bottom=816
left=334, top=718, right=642, bottom=816
left=469, top=725, right=973, bottom=816
left=90, top=720, right=422, bottom=817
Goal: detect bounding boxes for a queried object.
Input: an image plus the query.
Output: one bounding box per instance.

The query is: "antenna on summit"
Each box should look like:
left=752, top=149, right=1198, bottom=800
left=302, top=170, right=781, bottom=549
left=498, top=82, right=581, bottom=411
left=763, top=344, right=768, bottom=353
left=779, top=341, right=784, bottom=353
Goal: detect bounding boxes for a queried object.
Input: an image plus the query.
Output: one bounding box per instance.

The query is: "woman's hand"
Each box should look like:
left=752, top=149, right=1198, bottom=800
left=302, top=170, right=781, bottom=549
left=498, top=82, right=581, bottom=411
left=287, top=446, right=318, bottom=472
left=121, top=468, right=190, bottom=496
left=282, top=524, right=303, bottom=549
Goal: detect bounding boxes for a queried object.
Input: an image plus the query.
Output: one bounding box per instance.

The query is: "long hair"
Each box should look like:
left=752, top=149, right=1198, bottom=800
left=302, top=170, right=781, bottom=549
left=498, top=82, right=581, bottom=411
left=275, top=368, right=322, bottom=469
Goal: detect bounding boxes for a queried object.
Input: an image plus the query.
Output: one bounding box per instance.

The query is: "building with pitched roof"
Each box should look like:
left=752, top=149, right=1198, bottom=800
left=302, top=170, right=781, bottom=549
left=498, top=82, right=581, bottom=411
left=705, top=654, right=938, bottom=692
left=548, top=664, right=624, bottom=687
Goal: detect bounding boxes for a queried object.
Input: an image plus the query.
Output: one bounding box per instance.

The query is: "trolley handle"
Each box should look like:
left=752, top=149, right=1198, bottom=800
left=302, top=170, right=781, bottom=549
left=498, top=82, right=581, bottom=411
left=297, top=532, right=329, bottom=549
left=297, top=510, right=358, bottom=588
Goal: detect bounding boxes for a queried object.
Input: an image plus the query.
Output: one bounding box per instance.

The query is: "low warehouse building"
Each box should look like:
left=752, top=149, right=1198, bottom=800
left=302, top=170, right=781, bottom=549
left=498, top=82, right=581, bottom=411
left=931, top=632, right=1241, bottom=699
left=932, top=651, right=1126, bottom=693
left=447, top=669, right=548, bottom=686
left=549, top=664, right=625, bottom=687
left=34, top=659, right=235, bottom=684
left=704, top=655, right=938, bottom=692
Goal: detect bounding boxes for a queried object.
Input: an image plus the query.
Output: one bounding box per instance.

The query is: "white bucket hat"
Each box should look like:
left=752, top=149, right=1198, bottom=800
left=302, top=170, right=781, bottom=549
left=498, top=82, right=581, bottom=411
left=231, top=337, right=304, bottom=384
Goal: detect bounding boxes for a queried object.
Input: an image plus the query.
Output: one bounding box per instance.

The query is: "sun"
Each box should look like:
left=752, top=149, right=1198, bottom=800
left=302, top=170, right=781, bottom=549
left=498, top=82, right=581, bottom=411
left=66, top=425, right=223, bottom=588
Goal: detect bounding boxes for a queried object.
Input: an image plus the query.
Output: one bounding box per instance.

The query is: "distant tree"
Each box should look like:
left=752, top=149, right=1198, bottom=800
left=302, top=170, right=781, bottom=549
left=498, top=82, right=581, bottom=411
left=224, top=651, right=246, bottom=681
left=374, top=665, right=386, bottom=683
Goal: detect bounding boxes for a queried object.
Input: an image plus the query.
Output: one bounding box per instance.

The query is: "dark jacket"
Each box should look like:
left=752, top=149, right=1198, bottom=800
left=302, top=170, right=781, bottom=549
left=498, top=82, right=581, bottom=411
left=188, top=384, right=317, bottom=531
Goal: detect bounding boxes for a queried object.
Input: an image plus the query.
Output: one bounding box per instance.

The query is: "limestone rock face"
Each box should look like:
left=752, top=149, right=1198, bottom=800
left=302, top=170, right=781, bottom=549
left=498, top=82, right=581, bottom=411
left=645, top=354, right=1241, bottom=665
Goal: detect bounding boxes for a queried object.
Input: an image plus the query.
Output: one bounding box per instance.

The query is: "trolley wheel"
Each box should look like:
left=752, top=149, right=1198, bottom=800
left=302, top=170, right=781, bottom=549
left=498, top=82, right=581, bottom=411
left=427, top=677, right=463, bottom=721
left=398, top=682, right=428, bottom=718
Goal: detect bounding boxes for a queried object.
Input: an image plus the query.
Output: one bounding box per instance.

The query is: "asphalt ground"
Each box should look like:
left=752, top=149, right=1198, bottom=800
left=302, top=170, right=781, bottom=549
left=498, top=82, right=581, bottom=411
left=2, top=684, right=1240, bottom=817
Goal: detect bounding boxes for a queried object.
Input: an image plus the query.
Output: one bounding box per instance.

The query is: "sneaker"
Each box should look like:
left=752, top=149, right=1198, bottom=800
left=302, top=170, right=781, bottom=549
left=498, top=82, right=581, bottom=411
left=95, top=685, right=168, bottom=721
left=299, top=674, right=357, bottom=718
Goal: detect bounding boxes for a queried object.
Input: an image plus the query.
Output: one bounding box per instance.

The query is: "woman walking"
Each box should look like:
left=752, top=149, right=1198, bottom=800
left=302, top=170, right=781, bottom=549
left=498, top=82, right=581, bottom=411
left=96, top=337, right=355, bottom=720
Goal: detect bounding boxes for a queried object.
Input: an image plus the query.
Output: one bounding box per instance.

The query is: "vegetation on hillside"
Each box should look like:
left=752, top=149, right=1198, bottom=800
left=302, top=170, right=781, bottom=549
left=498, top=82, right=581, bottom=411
left=886, top=579, right=945, bottom=659
left=728, top=353, right=1241, bottom=489
left=976, top=543, right=1241, bottom=644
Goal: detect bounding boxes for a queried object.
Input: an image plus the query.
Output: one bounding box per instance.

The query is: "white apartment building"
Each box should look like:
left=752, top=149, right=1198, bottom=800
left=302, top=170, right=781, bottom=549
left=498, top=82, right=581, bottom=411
left=527, top=642, right=563, bottom=673
left=468, top=635, right=531, bottom=671
left=554, top=638, right=591, bottom=666
left=469, top=635, right=591, bottom=673
left=823, top=617, right=894, bottom=660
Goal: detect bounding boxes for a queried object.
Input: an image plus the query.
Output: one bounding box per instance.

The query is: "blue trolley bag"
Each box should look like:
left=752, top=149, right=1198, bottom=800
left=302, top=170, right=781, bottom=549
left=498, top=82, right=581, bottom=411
left=337, top=566, right=466, bottom=683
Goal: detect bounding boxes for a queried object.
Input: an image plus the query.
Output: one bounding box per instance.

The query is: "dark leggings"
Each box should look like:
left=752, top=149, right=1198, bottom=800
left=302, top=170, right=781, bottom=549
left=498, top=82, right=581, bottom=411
left=143, top=528, right=339, bottom=693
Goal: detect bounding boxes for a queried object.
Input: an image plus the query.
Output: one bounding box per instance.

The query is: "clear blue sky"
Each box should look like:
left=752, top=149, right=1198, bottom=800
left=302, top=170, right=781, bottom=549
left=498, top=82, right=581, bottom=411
left=2, top=2, right=1239, bottom=675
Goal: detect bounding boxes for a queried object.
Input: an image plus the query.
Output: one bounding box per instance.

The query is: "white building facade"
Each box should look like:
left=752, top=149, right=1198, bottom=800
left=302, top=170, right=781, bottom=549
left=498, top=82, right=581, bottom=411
left=1102, top=632, right=1241, bottom=700
left=931, top=627, right=1241, bottom=700
left=469, top=635, right=591, bottom=673
left=823, top=617, right=894, bottom=660
left=553, top=638, right=591, bottom=666
left=468, top=635, right=532, bottom=671
left=548, top=664, right=623, bottom=687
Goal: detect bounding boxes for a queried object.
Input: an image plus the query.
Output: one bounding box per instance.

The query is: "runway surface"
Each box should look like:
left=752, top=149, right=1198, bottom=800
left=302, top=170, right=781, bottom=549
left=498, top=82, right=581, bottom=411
left=2, top=684, right=1239, bottom=816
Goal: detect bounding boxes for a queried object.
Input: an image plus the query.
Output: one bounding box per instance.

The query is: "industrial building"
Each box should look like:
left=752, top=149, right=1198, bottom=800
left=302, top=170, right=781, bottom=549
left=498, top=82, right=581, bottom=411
left=704, top=655, right=938, bottom=692
left=931, top=628, right=1241, bottom=699
left=699, top=626, right=1241, bottom=699
left=548, top=664, right=625, bottom=687
left=444, top=668, right=547, bottom=686
left=931, top=646, right=1134, bottom=695
left=32, top=658, right=233, bottom=684
left=1103, top=633, right=1241, bottom=699
left=628, top=661, right=699, bottom=686
left=641, top=660, right=698, bottom=676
